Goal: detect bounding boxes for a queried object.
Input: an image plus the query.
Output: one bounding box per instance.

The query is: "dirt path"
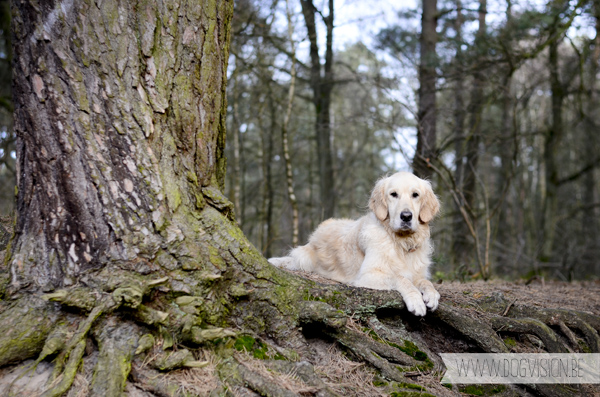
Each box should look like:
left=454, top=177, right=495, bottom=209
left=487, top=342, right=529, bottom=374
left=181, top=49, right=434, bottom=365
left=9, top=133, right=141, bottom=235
left=438, top=279, right=600, bottom=315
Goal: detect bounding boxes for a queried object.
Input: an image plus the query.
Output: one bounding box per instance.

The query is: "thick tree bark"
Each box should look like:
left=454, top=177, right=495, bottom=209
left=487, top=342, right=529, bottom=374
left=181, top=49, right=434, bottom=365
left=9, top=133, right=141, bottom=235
left=414, top=0, right=437, bottom=180
left=9, top=0, right=232, bottom=292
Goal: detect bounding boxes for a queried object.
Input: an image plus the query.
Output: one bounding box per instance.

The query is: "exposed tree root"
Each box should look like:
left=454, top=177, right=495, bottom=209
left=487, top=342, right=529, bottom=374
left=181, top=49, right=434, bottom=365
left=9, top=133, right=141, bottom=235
left=265, top=360, right=339, bottom=397
left=41, top=339, right=85, bottom=397
left=328, top=327, right=409, bottom=383
left=129, top=364, right=180, bottom=397
left=0, top=296, right=61, bottom=367
left=489, top=316, right=569, bottom=353
left=1, top=262, right=599, bottom=397
left=89, top=317, right=140, bottom=397
left=435, top=304, right=509, bottom=353
left=367, top=316, right=444, bottom=371
left=478, top=294, right=600, bottom=353
left=229, top=358, right=301, bottom=397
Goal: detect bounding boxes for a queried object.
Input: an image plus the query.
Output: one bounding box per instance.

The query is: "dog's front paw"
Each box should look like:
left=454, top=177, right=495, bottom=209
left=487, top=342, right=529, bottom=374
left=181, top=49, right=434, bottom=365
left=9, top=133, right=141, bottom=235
left=422, top=288, right=440, bottom=311
left=404, top=294, right=427, bottom=316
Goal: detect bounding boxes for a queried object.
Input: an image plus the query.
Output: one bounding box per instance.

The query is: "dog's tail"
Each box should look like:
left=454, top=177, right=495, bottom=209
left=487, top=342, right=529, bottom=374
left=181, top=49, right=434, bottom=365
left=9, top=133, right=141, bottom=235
left=268, top=246, right=317, bottom=272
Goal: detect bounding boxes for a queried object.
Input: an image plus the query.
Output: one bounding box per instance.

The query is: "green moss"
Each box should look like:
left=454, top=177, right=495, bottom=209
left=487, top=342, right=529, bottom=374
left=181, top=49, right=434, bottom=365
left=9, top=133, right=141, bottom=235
left=361, top=330, right=432, bottom=372
left=233, top=336, right=256, bottom=352
left=233, top=335, right=282, bottom=360
left=390, top=392, right=435, bottom=397
left=389, top=340, right=428, bottom=363
left=578, top=339, right=591, bottom=353
left=460, top=385, right=484, bottom=395
left=458, top=384, right=508, bottom=396
left=303, top=288, right=326, bottom=302
left=397, top=382, right=426, bottom=391
left=503, top=337, right=516, bottom=348
left=372, top=378, right=388, bottom=387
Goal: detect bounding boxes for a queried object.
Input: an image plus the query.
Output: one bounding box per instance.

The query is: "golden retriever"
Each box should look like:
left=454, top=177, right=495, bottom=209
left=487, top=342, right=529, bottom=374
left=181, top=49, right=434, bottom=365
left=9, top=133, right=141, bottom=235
left=268, top=172, right=441, bottom=316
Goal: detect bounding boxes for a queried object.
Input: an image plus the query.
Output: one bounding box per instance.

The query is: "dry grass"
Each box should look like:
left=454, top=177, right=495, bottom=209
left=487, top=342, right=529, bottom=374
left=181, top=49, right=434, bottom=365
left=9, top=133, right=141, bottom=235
left=438, top=279, right=600, bottom=315
left=154, top=349, right=219, bottom=396
left=235, top=351, right=319, bottom=395
left=312, top=342, right=388, bottom=397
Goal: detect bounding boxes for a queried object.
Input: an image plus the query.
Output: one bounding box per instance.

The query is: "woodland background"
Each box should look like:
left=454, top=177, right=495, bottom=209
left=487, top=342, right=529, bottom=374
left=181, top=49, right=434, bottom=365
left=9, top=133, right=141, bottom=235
left=0, top=0, right=599, bottom=281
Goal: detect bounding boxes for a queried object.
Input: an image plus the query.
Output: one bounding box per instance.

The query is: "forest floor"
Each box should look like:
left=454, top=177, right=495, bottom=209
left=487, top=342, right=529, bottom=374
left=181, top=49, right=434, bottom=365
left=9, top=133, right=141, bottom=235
left=0, top=271, right=598, bottom=396
left=298, top=270, right=600, bottom=316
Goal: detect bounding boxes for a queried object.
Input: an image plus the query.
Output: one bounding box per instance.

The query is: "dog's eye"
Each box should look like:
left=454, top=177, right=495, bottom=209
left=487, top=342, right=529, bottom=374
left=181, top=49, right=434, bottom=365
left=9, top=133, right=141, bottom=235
left=390, top=192, right=398, bottom=198
left=412, top=192, right=419, bottom=198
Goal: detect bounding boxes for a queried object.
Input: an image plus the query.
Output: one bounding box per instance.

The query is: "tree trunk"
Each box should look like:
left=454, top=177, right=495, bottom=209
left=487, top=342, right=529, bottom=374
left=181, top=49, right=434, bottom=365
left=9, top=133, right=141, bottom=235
left=300, top=0, right=335, bottom=220
left=230, top=61, right=243, bottom=225
left=453, top=0, right=487, bottom=271
left=451, top=0, right=467, bottom=269
left=282, top=0, right=299, bottom=247
left=541, top=5, right=564, bottom=261
left=495, top=1, right=517, bottom=271
left=9, top=0, right=234, bottom=292
left=582, top=0, right=600, bottom=274
left=260, top=98, right=274, bottom=257
left=414, top=0, right=437, bottom=180
left=1, top=1, right=598, bottom=396
left=462, top=0, right=486, bottom=214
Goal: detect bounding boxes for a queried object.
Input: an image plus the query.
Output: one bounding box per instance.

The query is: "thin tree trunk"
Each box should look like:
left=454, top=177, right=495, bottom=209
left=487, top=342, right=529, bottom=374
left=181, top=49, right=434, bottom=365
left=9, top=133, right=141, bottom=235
left=283, top=0, right=299, bottom=247
left=414, top=0, right=437, bottom=180
left=496, top=1, right=516, bottom=269
left=462, top=0, right=486, bottom=211
left=583, top=0, right=600, bottom=274
left=542, top=6, right=564, bottom=260
left=453, top=0, right=487, bottom=271
left=231, top=62, right=243, bottom=225
left=452, top=0, right=467, bottom=269
left=259, top=100, right=273, bottom=256
left=300, top=0, right=335, bottom=220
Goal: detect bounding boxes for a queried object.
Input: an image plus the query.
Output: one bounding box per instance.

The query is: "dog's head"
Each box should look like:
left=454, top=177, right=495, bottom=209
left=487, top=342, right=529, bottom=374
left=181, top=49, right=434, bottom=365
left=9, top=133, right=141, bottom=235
left=369, top=172, right=440, bottom=234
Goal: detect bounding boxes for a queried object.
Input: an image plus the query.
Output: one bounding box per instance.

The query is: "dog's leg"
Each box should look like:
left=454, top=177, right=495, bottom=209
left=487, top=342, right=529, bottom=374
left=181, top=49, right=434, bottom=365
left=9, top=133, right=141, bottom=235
left=353, top=268, right=427, bottom=316
left=413, top=278, right=440, bottom=311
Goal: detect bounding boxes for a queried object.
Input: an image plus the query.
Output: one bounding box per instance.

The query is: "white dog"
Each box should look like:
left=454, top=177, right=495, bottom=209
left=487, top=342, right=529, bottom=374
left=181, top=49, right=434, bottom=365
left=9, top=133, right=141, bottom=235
left=268, top=172, right=441, bottom=316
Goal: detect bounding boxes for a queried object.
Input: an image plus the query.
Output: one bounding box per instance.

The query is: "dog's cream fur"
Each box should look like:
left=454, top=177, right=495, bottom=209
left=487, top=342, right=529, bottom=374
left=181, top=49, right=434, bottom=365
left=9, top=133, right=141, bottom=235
left=268, top=172, right=441, bottom=316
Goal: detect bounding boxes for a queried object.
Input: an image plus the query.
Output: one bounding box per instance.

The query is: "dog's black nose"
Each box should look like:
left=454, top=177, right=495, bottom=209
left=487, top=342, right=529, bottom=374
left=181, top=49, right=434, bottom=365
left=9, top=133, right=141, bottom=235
left=400, top=211, right=413, bottom=222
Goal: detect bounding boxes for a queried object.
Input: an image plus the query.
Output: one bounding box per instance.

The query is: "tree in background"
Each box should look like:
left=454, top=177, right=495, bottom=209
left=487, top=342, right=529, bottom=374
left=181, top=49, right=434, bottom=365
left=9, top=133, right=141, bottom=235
left=300, top=0, right=336, bottom=220
left=227, top=1, right=406, bottom=257
left=414, top=0, right=438, bottom=179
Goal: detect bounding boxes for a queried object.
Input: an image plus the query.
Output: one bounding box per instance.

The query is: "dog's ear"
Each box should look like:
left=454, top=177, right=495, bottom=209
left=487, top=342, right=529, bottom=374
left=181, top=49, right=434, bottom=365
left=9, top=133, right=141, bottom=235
left=419, top=180, right=440, bottom=224
left=369, top=177, right=388, bottom=221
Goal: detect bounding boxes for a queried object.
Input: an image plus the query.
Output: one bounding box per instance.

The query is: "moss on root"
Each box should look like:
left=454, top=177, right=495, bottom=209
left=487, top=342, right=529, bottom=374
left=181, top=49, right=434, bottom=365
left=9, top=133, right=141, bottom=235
left=0, top=296, right=61, bottom=367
